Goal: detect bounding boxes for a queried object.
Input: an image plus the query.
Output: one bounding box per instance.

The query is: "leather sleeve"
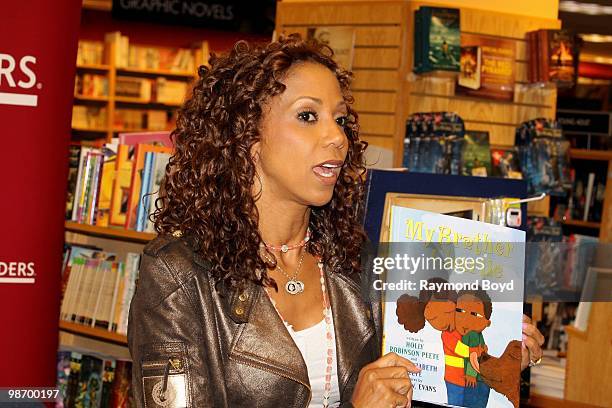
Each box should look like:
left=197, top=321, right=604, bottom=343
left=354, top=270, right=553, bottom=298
left=127, top=248, right=218, bottom=408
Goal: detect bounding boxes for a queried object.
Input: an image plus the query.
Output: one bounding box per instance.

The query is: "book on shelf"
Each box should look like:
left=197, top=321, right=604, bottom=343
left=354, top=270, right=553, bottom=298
left=75, top=73, right=109, bottom=98
left=113, top=108, right=169, bottom=131
left=414, top=7, right=460, bottom=74
left=125, top=144, right=173, bottom=231
left=77, top=40, right=105, bottom=66
left=60, top=248, right=140, bottom=336
left=72, top=106, right=108, bottom=130
left=458, top=46, right=481, bottom=90
left=527, top=29, right=578, bottom=87
left=456, top=34, right=515, bottom=101
left=116, top=76, right=152, bottom=100
left=57, top=350, right=134, bottom=408
left=461, top=131, right=491, bottom=177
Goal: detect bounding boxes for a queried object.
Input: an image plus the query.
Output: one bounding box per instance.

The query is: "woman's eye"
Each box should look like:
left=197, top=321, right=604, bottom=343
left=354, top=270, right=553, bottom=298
left=297, top=111, right=318, bottom=123
left=336, top=116, right=349, bottom=127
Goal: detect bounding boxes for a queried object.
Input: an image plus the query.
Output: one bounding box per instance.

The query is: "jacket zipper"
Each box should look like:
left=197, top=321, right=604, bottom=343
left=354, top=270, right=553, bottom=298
left=230, top=355, right=312, bottom=407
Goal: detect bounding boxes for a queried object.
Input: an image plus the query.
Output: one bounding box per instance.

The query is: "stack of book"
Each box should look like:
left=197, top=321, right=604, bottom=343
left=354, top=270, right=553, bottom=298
left=526, top=29, right=579, bottom=87
left=56, top=350, right=133, bottom=407
left=59, top=244, right=140, bottom=336
left=75, top=74, right=109, bottom=98
left=76, top=40, right=105, bottom=66
left=529, top=350, right=566, bottom=399
left=113, top=109, right=169, bottom=131
left=71, top=106, right=107, bottom=130
left=65, top=132, right=173, bottom=232
left=116, top=76, right=188, bottom=105
left=106, top=31, right=195, bottom=73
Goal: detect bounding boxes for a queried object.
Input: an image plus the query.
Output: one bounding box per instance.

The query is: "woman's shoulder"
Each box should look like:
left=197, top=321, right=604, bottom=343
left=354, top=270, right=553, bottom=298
left=141, top=233, right=212, bottom=286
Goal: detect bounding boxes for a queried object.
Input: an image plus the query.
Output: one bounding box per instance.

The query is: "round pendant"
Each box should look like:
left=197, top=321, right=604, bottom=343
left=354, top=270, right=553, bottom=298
left=285, top=280, right=304, bottom=295
left=281, top=244, right=289, bottom=253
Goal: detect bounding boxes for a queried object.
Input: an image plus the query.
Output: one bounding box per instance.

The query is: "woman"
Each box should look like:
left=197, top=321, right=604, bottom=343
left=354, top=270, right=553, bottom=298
left=128, top=35, right=543, bottom=408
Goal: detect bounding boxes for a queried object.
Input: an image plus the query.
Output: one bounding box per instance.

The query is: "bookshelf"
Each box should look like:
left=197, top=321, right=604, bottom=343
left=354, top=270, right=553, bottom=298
left=71, top=34, right=209, bottom=142
left=65, top=221, right=156, bottom=243
left=59, top=320, right=128, bottom=346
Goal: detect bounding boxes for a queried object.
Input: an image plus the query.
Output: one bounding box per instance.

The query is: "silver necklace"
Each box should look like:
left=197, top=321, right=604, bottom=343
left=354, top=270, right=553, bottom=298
left=262, top=250, right=306, bottom=295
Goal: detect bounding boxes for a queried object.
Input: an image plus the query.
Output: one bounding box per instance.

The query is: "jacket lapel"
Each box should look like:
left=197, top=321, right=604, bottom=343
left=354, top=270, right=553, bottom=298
left=228, top=282, right=311, bottom=388
left=326, top=271, right=376, bottom=398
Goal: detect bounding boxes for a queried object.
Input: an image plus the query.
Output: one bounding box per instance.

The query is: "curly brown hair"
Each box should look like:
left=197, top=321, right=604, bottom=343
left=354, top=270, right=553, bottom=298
left=153, top=34, right=368, bottom=290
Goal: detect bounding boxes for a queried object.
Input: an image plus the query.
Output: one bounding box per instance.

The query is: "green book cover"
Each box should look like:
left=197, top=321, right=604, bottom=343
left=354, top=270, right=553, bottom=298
left=462, top=131, right=492, bottom=176
left=425, top=7, right=460, bottom=72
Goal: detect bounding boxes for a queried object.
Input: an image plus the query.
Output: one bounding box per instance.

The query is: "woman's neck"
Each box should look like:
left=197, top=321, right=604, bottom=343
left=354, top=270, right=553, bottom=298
left=256, top=195, right=310, bottom=250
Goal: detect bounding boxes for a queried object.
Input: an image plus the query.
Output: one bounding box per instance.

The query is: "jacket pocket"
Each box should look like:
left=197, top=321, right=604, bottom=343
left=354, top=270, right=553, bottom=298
left=140, top=342, right=190, bottom=408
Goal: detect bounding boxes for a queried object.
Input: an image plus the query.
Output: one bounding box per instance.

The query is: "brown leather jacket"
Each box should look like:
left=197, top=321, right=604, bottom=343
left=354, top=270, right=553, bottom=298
left=128, top=235, right=382, bottom=407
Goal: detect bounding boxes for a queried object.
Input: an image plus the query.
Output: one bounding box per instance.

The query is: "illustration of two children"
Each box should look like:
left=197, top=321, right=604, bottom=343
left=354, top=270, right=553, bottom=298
left=396, top=278, right=493, bottom=407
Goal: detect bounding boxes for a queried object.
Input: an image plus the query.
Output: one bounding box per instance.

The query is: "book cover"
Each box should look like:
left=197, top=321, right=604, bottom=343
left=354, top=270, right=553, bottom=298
left=546, top=30, right=576, bottom=87
left=426, top=7, right=460, bottom=72
left=491, top=149, right=522, bottom=179
left=144, top=152, right=171, bottom=233
left=381, top=206, right=525, bottom=408
left=461, top=131, right=491, bottom=177
left=458, top=46, right=481, bottom=90
left=110, top=360, right=133, bottom=408
left=109, top=144, right=134, bottom=226
left=135, top=151, right=155, bottom=232
left=456, top=34, right=515, bottom=101
left=56, top=351, right=72, bottom=407
left=307, top=27, right=356, bottom=70
left=74, top=354, right=104, bottom=408
left=100, top=359, right=116, bottom=408
left=96, top=139, right=119, bottom=227
left=125, top=144, right=173, bottom=230
left=65, top=351, right=82, bottom=407
left=66, top=145, right=81, bottom=220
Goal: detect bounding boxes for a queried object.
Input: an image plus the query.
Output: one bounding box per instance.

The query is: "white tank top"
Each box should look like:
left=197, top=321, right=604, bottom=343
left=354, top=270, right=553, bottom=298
left=286, top=316, right=341, bottom=407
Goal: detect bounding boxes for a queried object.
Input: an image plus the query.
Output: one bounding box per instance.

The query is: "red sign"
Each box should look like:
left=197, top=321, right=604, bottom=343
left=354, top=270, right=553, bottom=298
left=0, top=1, right=82, bottom=386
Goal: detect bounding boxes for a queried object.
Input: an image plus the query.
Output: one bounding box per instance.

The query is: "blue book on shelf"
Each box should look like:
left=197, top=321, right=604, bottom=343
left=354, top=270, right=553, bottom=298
left=136, top=152, right=154, bottom=232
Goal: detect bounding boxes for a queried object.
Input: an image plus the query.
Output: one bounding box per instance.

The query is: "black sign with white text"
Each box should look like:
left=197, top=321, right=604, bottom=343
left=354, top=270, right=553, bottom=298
left=557, top=109, right=611, bottom=136
left=112, top=0, right=276, bottom=34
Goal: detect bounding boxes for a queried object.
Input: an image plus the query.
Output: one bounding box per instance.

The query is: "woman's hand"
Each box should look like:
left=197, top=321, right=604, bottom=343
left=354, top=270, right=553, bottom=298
left=521, top=315, right=545, bottom=371
left=351, top=352, right=421, bottom=408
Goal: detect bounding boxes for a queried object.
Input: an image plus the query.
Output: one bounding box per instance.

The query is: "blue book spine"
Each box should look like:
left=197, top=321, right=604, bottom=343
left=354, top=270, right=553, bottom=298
left=136, top=152, right=154, bottom=231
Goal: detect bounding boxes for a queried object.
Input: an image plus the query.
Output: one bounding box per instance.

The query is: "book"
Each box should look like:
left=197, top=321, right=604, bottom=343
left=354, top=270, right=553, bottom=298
left=461, top=131, right=491, bottom=177
left=491, top=148, right=522, bottom=179
left=136, top=151, right=155, bottom=232
left=74, top=355, right=104, bottom=407
left=144, top=152, right=171, bottom=233
left=456, top=34, right=515, bottom=101
left=527, top=29, right=577, bottom=87
left=381, top=207, right=525, bottom=408
left=414, top=7, right=461, bottom=73
left=96, top=140, right=119, bottom=227
left=56, top=351, right=72, bottom=408
left=125, top=144, right=173, bottom=230
left=307, top=27, right=356, bottom=70
left=458, top=46, right=481, bottom=90
left=109, top=144, right=134, bottom=227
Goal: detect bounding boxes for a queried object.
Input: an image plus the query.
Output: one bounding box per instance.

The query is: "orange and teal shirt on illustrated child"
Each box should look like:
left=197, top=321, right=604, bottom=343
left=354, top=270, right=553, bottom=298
left=441, top=330, right=470, bottom=386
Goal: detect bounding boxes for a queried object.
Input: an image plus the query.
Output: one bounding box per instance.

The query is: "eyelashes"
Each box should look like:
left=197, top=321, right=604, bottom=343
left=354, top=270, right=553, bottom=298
left=297, top=110, right=349, bottom=127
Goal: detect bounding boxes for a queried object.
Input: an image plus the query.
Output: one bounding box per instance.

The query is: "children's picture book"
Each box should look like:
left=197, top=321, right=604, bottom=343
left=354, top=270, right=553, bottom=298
left=456, top=34, right=515, bottom=101
left=381, top=206, right=525, bottom=408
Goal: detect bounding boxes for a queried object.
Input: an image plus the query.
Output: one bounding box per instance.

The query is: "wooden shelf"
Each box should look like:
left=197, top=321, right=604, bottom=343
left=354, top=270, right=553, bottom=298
left=561, top=219, right=601, bottom=229
left=115, top=96, right=182, bottom=107
left=65, top=221, right=156, bottom=243
left=59, top=320, right=127, bottom=345
left=76, top=63, right=110, bottom=72
left=569, top=149, right=612, bottom=161
left=527, top=393, right=602, bottom=408
left=72, top=127, right=109, bottom=133
left=116, top=67, right=195, bottom=79
left=74, top=94, right=109, bottom=103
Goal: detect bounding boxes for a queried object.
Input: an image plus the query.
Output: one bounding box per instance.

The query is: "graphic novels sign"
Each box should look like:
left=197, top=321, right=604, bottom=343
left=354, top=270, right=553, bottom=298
left=556, top=109, right=611, bottom=136
left=0, top=0, right=82, bottom=387
left=112, top=0, right=276, bottom=34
